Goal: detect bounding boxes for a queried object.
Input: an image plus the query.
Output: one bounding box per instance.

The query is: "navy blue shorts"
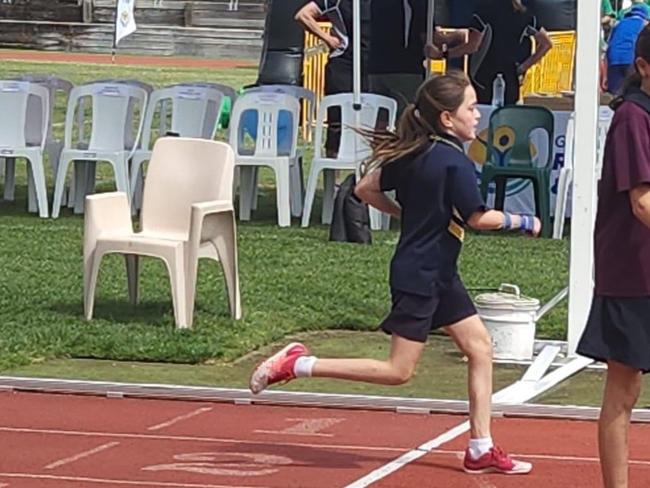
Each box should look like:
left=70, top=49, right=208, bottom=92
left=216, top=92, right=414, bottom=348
left=380, top=275, right=477, bottom=343
left=577, top=295, right=650, bottom=373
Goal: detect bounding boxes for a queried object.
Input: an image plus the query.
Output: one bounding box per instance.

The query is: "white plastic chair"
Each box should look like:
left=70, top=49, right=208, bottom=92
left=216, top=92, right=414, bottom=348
left=301, top=92, right=397, bottom=228
left=169, top=82, right=238, bottom=105
left=51, top=82, right=148, bottom=218
left=552, top=108, right=614, bottom=239
left=242, top=85, right=315, bottom=212
left=84, top=137, right=241, bottom=329
left=168, top=81, right=237, bottom=132
left=0, top=80, right=50, bottom=217
left=244, top=84, right=316, bottom=129
left=67, top=79, right=153, bottom=214
left=3, top=75, right=73, bottom=212
left=229, top=91, right=302, bottom=227
left=130, top=85, right=226, bottom=206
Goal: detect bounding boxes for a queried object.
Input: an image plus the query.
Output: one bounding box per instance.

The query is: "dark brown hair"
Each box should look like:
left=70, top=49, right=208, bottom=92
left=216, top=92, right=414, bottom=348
left=361, top=70, right=470, bottom=175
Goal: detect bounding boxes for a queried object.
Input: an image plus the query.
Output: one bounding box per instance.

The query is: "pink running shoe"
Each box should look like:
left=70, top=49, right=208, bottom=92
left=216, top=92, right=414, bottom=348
left=463, top=446, right=532, bottom=475
left=249, top=342, right=309, bottom=394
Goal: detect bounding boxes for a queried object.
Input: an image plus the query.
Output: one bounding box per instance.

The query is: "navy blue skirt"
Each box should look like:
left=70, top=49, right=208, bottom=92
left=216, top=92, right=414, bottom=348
left=577, top=295, right=650, bottom=373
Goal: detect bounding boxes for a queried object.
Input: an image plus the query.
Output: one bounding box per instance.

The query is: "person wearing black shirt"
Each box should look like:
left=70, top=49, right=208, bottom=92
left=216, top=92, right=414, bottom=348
left=369, top=0, right=475, bottom=116
left=467, top=0, right=552, bottom=105
left=295, top=0, right=371, bottom=155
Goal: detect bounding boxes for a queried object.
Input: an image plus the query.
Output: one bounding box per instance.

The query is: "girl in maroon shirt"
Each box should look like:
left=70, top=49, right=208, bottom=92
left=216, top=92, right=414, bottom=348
left=577, top=25, right=650, bottom=488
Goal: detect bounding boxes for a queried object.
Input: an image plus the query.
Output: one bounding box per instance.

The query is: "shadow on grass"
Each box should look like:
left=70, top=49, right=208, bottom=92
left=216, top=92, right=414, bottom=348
left=50, top=298, right=234, bottom=326
left=50, top=299, right=175, bottom=326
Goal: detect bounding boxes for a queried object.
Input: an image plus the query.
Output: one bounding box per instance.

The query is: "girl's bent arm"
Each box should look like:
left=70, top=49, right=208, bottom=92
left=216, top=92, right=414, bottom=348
left=355, top=170, right=401, bottom=219
left=468, top=209, right=541, bottom=236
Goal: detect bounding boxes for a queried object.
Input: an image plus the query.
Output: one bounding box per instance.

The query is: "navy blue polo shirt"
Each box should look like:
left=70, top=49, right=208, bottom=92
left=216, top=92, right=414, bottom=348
left=379, top=134, right=485, bottom=296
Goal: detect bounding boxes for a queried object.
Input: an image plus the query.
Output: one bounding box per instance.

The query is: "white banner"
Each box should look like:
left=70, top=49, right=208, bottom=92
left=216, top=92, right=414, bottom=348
left=115, top=0, right=137, bottom=46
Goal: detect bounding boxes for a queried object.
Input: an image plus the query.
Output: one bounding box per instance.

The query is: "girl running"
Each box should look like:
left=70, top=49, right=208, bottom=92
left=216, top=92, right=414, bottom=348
left=250, top=71, right=540, bottom=475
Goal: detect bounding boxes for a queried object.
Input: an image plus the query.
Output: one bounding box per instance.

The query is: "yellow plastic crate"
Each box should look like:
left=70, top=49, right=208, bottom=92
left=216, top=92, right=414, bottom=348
left=302, top=23, right=332, bottom=140
left=521, top=31, right=576, bottom=96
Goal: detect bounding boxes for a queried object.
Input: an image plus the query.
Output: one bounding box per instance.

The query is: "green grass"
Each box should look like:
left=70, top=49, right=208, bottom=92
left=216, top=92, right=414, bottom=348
left=0, top=59, right=570, bottom=384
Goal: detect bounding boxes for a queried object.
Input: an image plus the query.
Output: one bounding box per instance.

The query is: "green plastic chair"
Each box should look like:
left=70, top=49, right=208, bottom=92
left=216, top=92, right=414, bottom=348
left=479, top=105, right=555, bottom=237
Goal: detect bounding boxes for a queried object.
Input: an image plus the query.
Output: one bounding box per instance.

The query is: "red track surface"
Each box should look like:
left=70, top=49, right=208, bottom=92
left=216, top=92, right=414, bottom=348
left=0, top=50, right=255, bottom=69
left=3, top=390, right=650, bottom=487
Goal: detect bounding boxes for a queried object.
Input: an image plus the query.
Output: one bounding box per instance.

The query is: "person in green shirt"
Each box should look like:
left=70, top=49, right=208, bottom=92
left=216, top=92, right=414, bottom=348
left=602, top=0, right=615, bottom=17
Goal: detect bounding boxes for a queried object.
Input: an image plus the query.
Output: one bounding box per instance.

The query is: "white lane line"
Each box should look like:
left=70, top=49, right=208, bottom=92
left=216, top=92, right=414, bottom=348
left=44, top=442, right=120, bottom=470
left=0, top=426, right=407, bottom=453
left=343, top=421, right=470, bottom=488
left=343, top=355, right=593, bottom=487
left=0, top=472, right=266, bottom=488
left=11, top=424, right=650, bottom=467
left=254, top=429, right=334, bottom=437
left=434, top=448, right=650, bottom=467
left=147, top=407, right=213, bottom=432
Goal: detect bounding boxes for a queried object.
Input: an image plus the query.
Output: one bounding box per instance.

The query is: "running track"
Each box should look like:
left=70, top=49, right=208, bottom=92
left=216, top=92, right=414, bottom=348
left=3, top=390, right=650, bottom=487
left=2, top=49, right=650, bottom=486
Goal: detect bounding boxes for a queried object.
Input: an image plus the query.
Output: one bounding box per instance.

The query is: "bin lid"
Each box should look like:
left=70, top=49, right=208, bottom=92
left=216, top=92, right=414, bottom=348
left=474, top=284, right=540, bottom=311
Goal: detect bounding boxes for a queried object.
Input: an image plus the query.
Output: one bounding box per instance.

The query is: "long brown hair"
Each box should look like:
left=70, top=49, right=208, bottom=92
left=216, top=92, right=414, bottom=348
left=362, top=70, right=470, bottom=175
left=620, top=24, right=650, bottom=94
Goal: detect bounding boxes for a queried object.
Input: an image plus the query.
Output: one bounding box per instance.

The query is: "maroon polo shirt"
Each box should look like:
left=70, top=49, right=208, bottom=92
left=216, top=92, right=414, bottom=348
left=594, top=100, right=650, bottom=296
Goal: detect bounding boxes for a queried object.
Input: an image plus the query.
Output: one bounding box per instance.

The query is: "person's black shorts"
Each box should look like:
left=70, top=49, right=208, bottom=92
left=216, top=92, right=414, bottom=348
left=577, top=295, right=650, bottom=373
left=380, top=275, right=477, bottom=343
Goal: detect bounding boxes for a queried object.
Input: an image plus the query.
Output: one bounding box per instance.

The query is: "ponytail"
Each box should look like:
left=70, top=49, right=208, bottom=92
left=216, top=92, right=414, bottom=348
left=359, top=71, right=470, bottom=176
left=360, top=104, right=433, bottom=175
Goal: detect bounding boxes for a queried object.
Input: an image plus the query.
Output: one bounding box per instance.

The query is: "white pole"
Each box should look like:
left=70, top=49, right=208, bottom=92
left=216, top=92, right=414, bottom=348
left=426, top=0, right=435, bottom=78
left=567, top=0, right=600, bottom=355
left=352, top=0, right=362, bottom=167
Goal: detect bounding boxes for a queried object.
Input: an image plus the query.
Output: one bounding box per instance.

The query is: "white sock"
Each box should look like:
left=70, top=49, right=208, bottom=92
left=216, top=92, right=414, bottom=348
left=294, top=356, right=317, bottom=378
left=468, top=437, right=493, bottom=459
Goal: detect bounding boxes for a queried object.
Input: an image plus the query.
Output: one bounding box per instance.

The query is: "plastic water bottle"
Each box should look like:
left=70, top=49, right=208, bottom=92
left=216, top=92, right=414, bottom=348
left=492, top=73, right=505, bottom=108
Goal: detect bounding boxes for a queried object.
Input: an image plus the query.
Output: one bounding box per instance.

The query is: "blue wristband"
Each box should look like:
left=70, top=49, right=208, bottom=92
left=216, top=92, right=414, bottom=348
left=519, top=215, right=534, bottom=234
left=503, top=212, right=512, bottom=230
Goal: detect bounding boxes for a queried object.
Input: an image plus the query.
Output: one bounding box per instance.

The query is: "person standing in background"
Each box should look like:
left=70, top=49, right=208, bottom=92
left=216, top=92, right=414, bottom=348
left=295, top=0, right=371, bottom=156
left=606, top=3, right=649, bottom=94
left=369, top=0, right=476, bottom=116
left=467, top=0, right=552, bottom=105
left=577, top=24, right=650, bottom=488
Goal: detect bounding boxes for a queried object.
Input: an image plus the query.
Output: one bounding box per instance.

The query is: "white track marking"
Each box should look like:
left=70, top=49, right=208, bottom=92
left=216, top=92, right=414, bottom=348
left=148, top=407, right=213, bottom=431
left=254, top=430, right=335, bottom=437
left=8, top=425, right=650, bottom=467
left=433, top=448, right=650, bottom=467
left=342, top=422, right=471, bottom=488
left=0, top=473, right=266, bottom=488
left=142, top=452, right=292, bottom=477
left=44, top=442, right=120, bottom=470
left=344, top=355, right=594, bottom=487
left=255, top=417, right=345, bottom=437
left=0, top=426, right=406, bottom=453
